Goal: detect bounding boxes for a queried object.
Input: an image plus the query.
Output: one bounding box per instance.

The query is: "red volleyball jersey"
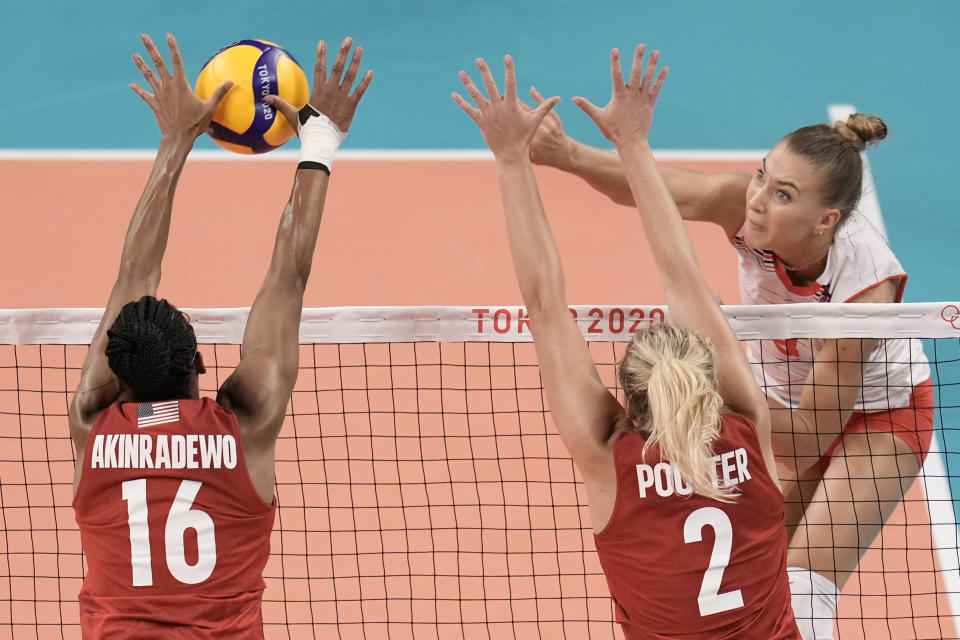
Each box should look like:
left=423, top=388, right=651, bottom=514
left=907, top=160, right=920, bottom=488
left=593, top=413, right=801, bottom=639
left=73, top=398, right=276, bottom=639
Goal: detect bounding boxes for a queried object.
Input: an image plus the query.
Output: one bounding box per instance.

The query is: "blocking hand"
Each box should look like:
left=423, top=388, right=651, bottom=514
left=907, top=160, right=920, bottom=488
left=130, top=33, right=232, bottom=141
left=265, top=37, right=373, bottom=135
left=573, top=45, right=667, bottom=149
left=452, top=56, right=560, bottom=164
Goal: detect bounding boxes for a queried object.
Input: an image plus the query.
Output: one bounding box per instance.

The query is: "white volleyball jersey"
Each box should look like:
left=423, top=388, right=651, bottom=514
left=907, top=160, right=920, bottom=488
left=731, top=212, right=930, bottom=411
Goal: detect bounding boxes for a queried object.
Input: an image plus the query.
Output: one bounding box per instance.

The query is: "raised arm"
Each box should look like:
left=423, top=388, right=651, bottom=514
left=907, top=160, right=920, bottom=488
left=573, top=46, right=769, bottom=437
left=68, top=34, right=231, bottom=449
left=769, top=279, right=897, bottom=470
left=453, top=57, right=626, bottom=479
left=216, top=39, right=372, bottom=466
left=526, top=88, right=748, bottom=236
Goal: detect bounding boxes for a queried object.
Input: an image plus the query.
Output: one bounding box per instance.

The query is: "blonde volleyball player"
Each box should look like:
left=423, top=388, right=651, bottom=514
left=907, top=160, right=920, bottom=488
left=522, top=79, right=933, bottom=640
left=69, top=34, right=371, bottom=637
left=453, top=47, right=801, bottom=639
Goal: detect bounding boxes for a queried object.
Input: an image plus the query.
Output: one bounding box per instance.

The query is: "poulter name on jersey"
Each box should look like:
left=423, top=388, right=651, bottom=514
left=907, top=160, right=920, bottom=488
left=90, top=433, right=238, bottom=470
left=636, top=447, right=751, bottom=498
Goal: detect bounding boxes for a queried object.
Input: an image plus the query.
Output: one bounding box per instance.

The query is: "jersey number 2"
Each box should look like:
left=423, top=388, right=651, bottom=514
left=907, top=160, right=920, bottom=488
left=683, top=506, right=744, bottom=616
left=122, top=478, right=217, bottom=587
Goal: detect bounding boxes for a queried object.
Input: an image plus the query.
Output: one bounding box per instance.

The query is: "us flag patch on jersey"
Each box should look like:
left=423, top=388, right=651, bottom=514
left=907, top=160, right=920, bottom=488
left=136, top=401, right=180, bottom=428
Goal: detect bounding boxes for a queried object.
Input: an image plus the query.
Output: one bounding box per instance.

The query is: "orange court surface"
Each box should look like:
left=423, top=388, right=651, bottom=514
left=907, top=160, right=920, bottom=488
left=0, top=156, right=743, bottom=309
left=0, top=154, right=956, bottom=639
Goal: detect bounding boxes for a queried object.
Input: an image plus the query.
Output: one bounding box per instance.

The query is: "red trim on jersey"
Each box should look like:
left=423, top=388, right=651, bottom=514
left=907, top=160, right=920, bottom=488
left=728, top=225, right=825, bottom=297
left=773, top=257, right=823, bottom=297
left=592, top=430, right=632, bottom=538
left=728, top=221, right=745, bottom=242
left=842, top=273, right=908, bottom=303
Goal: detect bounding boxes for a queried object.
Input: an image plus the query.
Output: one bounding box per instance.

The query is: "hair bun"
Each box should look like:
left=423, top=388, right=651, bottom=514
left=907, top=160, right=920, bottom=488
left=833, top=113, right=887, bottom=152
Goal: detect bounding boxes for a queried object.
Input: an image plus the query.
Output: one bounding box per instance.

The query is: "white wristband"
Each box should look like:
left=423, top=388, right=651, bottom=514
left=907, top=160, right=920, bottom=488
left=298, top=107, right=346, bottom=167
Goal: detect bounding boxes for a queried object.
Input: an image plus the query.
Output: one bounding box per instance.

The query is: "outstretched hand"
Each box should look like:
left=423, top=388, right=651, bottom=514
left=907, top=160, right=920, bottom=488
left=265, top=37, right=373, bottom=135
left=453, top=56, right=560, bottom=163
left=573, top=45, right=667, bottom=149
left=131, top=33, right=232, bottom=142
left=524, top=87, right=577, bottom=168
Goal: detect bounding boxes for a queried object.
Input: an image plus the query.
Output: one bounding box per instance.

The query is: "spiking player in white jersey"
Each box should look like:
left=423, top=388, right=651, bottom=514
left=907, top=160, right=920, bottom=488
left=522, top=97, right=933, bottom=639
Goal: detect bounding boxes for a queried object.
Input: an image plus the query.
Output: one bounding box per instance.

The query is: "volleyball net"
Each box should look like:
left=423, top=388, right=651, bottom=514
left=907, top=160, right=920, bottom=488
left=2, top=303, right=960, bottom=639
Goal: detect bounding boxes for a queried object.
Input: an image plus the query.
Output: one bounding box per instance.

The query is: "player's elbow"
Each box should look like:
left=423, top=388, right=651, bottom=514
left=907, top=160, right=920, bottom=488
left=524, top=291, right=569, bottom=328
left=68, top=388, right=102, bottom=434
left=116, top=261, right=161, bottom=291
left=522, top=274, right=566, bottom=317
left=264, top=268, right=309, bottom=298
left=293, top=262, right=311, bottom=292
left=661, top=277, right=714, bottom=309
left=607, top=190, right=636, bottom=207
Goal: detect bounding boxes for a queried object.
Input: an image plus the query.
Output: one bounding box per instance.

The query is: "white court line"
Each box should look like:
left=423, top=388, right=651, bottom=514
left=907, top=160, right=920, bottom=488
left=920, top=433, right=960, bottom=627
left=832, top=101, right=960, bottom=625
left=0, top=148, right=766, bottom=162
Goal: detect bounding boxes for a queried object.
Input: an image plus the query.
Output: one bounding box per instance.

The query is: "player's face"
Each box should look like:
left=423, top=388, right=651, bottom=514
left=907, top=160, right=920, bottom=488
left=742, top=143, right=836, bottom=256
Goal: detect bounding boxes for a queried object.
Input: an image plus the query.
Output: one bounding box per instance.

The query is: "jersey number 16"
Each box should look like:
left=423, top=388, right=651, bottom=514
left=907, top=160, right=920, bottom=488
left=122, top=478, right=217, bottom=587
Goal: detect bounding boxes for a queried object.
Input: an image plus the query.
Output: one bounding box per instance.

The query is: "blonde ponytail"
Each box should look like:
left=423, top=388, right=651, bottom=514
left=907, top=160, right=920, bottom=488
left=618, top=324, right=736, bottom=502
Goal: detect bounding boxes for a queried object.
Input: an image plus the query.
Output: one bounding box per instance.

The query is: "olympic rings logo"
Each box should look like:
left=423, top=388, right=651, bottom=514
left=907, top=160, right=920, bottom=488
left=941, top=305, right=960, bottom=330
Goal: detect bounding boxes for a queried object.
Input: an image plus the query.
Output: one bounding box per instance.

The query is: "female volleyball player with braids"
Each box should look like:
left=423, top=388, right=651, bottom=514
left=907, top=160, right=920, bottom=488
left=454, top=47, right=801, bottom=638
left=523, top=75, right=932, bottom=640
left=68, top=33, right=371, bottom=637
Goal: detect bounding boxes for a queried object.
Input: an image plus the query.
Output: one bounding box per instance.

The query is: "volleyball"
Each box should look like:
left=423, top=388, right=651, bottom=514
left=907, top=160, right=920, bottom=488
left=195, top=39, right=309, bottom=154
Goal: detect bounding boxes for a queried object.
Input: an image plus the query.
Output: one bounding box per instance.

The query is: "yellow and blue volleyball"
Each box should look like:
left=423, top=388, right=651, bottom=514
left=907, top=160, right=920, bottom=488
left=195, top=40, right=309, bottom=154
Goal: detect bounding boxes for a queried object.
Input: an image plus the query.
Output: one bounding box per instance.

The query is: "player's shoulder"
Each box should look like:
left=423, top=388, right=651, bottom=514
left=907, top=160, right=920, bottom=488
left=829, top=212, right=905, bottom=297
left=185, top=396, right=240, bottom=425
left=719, top=409, right=758, bottom=434
left=88, top=399, right=129, bottom=426
left=718, top=409, right=769, bottom=453
left=833, top=212, right=897, bottom=260
left=197, top=396, right=232, bottom=412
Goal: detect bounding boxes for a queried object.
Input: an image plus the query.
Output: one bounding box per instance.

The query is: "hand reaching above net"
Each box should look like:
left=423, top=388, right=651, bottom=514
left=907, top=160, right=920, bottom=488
left=452, top=55, right=560, bottom=165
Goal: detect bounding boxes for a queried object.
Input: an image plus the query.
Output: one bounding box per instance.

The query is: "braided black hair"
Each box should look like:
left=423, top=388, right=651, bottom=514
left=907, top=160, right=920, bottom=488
left=105, top=296, right=197, bottom=402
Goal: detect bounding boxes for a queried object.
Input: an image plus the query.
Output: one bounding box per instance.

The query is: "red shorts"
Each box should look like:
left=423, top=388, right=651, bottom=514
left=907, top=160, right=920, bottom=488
left=812, top=378, right=935, bottom=474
